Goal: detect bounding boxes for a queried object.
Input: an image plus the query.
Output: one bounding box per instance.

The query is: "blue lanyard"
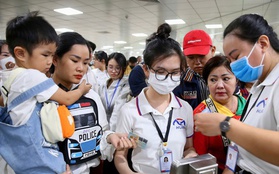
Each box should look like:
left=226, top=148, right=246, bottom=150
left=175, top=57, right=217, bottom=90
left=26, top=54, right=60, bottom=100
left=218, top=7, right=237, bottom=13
left=105, top=79, right=121, bottom=109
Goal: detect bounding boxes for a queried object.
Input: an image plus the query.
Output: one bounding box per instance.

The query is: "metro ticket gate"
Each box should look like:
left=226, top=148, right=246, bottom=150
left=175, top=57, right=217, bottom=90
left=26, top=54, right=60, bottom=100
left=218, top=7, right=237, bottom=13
left=170, top=153, right=218, bottom=174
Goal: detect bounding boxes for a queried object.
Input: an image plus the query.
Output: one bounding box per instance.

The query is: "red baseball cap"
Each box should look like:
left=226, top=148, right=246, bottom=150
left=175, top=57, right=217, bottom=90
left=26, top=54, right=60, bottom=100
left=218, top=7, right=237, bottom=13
left=183, top=30, right=212, bottom=56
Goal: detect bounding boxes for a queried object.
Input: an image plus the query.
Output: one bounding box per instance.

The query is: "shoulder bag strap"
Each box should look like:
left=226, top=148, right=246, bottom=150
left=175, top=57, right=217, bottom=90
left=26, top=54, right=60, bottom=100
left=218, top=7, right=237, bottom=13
left=205, top=97, right=218, bottom=113
left=205, top=97, right=230, bottom=148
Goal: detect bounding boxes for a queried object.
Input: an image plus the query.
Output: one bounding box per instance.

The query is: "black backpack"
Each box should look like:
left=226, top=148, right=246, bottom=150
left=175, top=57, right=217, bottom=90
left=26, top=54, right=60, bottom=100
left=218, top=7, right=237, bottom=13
left=58, top=94, right=103, bottom=165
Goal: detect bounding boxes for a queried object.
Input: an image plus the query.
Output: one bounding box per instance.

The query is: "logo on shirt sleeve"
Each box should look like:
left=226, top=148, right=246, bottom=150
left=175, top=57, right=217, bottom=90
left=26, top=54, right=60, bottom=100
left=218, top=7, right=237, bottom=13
left=172, top=118, right=186, bottom=129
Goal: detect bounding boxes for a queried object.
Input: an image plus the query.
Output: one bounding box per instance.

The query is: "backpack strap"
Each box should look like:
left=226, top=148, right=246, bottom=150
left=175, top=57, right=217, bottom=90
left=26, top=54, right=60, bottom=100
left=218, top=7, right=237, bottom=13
left=71, top=84, right=99, bottom=124
left=91, top=96, right=99, bottom=124
left=1, top=68, right=56, bottom=111
left=1, top=68, right=25, bottom=98
left=8, top=78, right=55, bottom=112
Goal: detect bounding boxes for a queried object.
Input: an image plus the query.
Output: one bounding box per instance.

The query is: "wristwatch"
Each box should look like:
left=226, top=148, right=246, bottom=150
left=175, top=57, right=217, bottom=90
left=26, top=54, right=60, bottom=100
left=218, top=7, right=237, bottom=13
left=220, top=116, right=231, bottom=137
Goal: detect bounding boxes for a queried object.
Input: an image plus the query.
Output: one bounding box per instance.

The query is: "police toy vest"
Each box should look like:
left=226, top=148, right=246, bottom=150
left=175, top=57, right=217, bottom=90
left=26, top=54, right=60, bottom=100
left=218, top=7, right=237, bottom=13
left=59, top=95, right=103, bottom=165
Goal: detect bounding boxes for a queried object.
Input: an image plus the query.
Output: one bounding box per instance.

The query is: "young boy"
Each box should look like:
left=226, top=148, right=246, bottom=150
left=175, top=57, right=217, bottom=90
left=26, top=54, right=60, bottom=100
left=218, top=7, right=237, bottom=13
left=0, top=11, right=91, bottom=174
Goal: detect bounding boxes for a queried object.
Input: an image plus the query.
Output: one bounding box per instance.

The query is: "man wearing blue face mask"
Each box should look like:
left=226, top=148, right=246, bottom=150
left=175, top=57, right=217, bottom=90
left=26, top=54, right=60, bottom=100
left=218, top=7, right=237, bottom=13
left=173, top=30, right=216, bottom=109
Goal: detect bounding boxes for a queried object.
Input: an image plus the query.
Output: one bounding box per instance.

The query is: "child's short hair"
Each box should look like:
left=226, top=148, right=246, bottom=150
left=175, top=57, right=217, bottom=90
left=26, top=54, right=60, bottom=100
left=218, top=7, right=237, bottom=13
left=6, top=11, right=58, bottom=58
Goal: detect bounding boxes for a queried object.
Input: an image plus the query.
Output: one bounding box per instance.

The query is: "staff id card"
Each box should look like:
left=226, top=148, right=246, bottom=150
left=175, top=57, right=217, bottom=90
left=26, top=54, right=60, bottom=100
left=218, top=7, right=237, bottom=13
left=159, top=148, right=173, bottom=173
left=225, top=143, right=239, bottom=172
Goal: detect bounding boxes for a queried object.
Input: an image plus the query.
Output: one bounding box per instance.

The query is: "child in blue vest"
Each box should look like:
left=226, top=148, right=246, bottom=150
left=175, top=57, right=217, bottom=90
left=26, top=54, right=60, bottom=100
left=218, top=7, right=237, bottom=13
left=0, top=11, right=92, bottom=174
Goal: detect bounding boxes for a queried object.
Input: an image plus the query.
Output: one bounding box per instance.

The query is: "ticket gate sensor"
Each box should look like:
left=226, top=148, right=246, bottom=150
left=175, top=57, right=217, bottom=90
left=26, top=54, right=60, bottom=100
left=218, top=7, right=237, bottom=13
left=170, top=153, right=218, bottom=174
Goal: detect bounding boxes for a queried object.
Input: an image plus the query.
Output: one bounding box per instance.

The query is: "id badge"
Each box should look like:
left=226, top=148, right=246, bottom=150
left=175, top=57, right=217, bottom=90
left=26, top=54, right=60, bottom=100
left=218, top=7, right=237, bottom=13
left=225, top=143, right=239, bottom=172
left=128, top=132, right=148, bottom=149
left=159, top=148, right=173, bottom=173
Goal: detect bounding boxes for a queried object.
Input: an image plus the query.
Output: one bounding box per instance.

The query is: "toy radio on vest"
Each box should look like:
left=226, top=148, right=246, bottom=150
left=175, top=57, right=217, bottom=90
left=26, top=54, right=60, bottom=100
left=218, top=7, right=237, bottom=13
left=170, top=153, right=218, bottom=174
left=59, top=95, right=103, bottom=165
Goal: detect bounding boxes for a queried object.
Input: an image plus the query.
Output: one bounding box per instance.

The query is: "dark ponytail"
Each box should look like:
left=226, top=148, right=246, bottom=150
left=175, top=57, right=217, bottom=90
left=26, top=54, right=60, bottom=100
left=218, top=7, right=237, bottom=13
left=144, top=23, right=185, bottom=71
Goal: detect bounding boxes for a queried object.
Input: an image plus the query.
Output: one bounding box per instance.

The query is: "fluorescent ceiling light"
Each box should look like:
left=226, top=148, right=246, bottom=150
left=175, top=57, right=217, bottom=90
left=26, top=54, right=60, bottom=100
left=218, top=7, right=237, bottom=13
left=165, top=19, right=185, bottom=25
left=114, top=41, right=127, bottom=44
left=102, top=46, right=113, bottom=49
left=132, top=33, right=148, bottom=37
left=124, top=46, right=133, bottom=49
left=54, top=8, right=83, bottom=15
left=205, top=24, right=223, bottom=29
left=55, top=28, right=74, bottom=33
left=139, top=42, right=146, bottom=45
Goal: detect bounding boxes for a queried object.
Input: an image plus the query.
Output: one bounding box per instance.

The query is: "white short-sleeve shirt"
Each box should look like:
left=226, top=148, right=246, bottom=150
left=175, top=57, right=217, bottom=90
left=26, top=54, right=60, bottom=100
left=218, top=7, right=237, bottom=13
left=98, top=77, right=130, bottom=131
left=237, top=63, right=279, bottom=173
left=92, top=68, right=109, bottom=87
left=2, top=69, right=58, bottom=125
left=115, top=88, right=194, bottom=174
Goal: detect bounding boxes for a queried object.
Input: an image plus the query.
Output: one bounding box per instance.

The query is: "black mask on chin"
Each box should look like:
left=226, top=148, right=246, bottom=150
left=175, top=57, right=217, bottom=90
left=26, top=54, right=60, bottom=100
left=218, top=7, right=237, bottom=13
left=130, top=65, right=135, bottom=69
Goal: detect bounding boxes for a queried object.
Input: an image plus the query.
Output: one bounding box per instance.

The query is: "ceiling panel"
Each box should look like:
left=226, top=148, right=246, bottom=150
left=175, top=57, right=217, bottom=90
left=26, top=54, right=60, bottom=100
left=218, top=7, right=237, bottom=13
left=0, top=0, right=278, bottom=57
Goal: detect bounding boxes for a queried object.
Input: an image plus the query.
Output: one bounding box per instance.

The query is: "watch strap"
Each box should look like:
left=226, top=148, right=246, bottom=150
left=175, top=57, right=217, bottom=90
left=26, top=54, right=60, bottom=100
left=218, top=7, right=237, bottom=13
left=221, top=116, right=231, bottom=137
left=224, top=116, right=231, bottom=122
left=221, top=116, right=232, bottom=147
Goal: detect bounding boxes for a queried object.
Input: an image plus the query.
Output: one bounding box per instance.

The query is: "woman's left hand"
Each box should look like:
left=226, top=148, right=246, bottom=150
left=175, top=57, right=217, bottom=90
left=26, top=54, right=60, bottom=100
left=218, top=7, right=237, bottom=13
left=183, top=146, right=198, bottom=158
left=184, top=151, right=198, bottom=158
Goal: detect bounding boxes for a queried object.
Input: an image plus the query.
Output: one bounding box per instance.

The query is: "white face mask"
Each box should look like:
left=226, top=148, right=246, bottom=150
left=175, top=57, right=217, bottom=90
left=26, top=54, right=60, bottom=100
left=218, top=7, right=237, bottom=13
left=148, top=72, right=180, bottom=95
left=0, top=56, right=15, bottom=70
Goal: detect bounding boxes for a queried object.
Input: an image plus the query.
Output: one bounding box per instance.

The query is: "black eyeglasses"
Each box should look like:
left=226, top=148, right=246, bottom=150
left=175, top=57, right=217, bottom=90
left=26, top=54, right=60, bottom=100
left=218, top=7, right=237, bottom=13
left=149, top=67, right=182, bottom=82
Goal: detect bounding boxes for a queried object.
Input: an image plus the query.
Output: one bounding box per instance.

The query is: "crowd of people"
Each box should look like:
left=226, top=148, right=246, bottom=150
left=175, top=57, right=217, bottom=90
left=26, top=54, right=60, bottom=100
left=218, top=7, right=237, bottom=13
left=0, top=10, right=278, bottom=174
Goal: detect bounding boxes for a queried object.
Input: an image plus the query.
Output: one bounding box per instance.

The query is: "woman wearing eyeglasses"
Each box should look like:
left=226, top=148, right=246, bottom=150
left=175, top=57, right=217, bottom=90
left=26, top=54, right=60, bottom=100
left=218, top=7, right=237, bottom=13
left=114, top=23, right=197, bottom=174
left=98, top=52, right=131, bottom=174
left=98, top=52, right=130, bottom=132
